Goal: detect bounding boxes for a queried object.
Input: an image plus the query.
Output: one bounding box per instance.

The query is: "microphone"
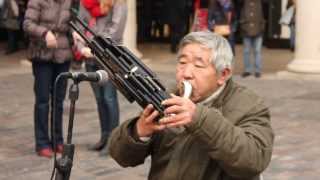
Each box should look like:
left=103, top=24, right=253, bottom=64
left=61, top=70, right=109, bottom=84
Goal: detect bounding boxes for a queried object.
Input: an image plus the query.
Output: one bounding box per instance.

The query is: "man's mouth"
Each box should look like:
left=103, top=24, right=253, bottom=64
left=181, top=81, right=192, bottom=98
left=179, top=81, right=194, bottom=99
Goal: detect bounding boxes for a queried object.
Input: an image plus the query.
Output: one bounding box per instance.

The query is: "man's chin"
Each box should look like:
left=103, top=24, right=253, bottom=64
left=190, top=96, right=200, bottom=103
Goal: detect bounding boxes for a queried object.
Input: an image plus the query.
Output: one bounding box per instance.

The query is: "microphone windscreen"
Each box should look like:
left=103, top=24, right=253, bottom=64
left=96, top=70, right=109, bottom=85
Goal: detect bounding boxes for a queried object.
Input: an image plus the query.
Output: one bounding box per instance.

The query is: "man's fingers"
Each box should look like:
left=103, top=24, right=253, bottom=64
left=160, top=112, right=189, bottom=125
left=142, top=104, right=154, bottom=117
left=152, top=124, right=166, bottom=131
left=164, top=104, right=184, bottom=115
left=165, top=120, right=187, bottom=128
left=170, top=93, right=178, bottom=97
left=145, top=109, right=159, bottom=123
left=163, top=112, right=191, bottom=128
left=162, top=96, right=183, bottom=106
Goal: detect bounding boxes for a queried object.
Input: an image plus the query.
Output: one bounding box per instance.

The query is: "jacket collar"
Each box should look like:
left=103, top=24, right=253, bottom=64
left=199, top=83, right=226, bottom=106
left=209, top=78, right=235, bottom=108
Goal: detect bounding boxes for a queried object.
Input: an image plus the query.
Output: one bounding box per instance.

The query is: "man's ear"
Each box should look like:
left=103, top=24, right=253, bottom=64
left=217, top=68, right=231, bottom=85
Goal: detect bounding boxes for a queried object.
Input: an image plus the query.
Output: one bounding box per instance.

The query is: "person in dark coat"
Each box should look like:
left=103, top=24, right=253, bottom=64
left=163, top=0, right=190, bottom=53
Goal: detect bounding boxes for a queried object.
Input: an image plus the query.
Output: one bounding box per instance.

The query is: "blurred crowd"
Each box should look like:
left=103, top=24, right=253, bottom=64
left=139, top=0, right=295, bottom=77
left=0, top=0, right=296, bottom=55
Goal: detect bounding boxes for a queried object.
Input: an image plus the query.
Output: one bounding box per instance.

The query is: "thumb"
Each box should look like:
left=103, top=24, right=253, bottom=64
left=170, top=93, right=178, bottom=98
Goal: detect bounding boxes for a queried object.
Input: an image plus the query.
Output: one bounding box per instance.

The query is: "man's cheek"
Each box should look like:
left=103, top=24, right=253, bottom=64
left=175, top=72, right=180, bottom=80
left=176, top=75, right=184, bottom=84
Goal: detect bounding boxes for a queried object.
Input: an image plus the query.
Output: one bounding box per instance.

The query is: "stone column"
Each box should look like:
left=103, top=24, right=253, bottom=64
left=287, top=0, right=320, bottom=73
left=123, top=0, right=142, bottom=58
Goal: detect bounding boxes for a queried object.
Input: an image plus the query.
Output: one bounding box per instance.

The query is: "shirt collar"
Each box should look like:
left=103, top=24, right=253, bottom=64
left=199, top=83, right=226, bottom=106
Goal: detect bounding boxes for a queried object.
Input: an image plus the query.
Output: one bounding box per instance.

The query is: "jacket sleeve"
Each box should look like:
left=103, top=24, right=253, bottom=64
left=23, top=0, right=48, bottom=38
left=100, top=2, right=127, bottom=43
left=185, top=96, right=274, bottom=178
left=109, top=117, right=152, bottom=167
left=73, top=5, right=88, bottom=52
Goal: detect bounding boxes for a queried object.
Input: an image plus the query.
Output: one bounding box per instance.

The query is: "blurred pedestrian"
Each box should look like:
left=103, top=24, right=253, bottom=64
left=192, top=0, right=209, bottom=32
left=208, top=0, right=233, bottom=54
left=239, top=0, right=266, bottom=78
left=228, top=0, right=241, bottom=55
left=73, top=0, right=127, bottom=155
left=17, top=0, right=29, bottom=49
left=24, top=0, right=73, bottom=158
left=1, top=0, right=20, bottom=54
left=164, top=0, right=189, bottom=53
left=208, top=0, right=232, bottom=35
left=287, top=0, right=295, bottom=51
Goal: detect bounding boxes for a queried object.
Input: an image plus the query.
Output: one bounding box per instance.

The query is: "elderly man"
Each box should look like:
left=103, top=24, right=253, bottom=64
left=109, top=31, right=274, bottom=180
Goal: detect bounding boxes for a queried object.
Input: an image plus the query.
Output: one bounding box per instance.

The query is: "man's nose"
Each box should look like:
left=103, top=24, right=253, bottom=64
left=182, top=64, right=194, bottom=79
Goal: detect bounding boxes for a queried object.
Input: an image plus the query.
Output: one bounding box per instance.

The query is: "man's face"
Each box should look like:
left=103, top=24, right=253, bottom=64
left=176, top=43, right=227, bottom=103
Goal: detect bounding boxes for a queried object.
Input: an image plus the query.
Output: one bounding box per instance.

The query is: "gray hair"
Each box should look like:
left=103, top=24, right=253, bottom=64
left=178, top=31, right=234, bottom=75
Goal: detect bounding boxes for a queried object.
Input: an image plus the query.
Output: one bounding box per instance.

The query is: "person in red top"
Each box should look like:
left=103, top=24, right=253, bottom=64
left=73, top=0, right=127, bottom=155
left=73, top=0, right=112, bottom=60
left=192, top=0, right=209, bottom=31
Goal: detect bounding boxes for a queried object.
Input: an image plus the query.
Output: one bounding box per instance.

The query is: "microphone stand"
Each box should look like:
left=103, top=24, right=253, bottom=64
left=54, top=80, right=79, bottom=180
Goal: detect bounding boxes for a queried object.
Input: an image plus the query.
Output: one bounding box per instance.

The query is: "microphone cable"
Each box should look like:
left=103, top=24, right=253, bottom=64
left=50, top=73, right=66, bottom=180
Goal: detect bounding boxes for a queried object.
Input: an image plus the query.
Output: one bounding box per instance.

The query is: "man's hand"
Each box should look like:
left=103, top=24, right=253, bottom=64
left=45, top=31, right=58, bottom=48
left=160, top=94, right=196, bottom=128
left=81, top=47, right=93, bottom=58
left=136, top=104, right=166, bottom=137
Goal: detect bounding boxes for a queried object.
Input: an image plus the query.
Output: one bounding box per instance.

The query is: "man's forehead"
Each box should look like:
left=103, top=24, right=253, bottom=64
left=181, top=43, right=211, bottom=53
left=179, top=45, right=212, bottom=62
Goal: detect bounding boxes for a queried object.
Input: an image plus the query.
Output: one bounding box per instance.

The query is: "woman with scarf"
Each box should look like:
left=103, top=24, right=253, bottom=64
left=73, top=0, right=127, bottom=155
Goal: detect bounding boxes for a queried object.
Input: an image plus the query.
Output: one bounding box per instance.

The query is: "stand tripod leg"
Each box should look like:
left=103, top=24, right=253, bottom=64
left=55, top=144, right=75, bottom=180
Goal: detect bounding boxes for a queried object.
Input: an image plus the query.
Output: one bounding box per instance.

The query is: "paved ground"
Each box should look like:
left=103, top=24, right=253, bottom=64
left=0, top=43, right=320, bottom=180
